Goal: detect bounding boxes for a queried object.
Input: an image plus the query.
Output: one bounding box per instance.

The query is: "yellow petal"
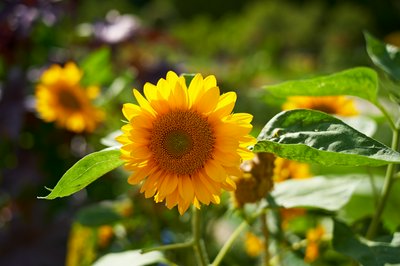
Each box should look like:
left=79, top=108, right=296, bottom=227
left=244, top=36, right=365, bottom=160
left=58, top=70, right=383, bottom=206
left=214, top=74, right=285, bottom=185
left=86, top=85, right=100, bottom=99
left=166, top=190, right=179, bottom=209
left=188, top=74, right=204, bottom=106
left=127, top=167, right=149, bottom=185
left=159, top=174, right=179, bottom=197
left=64, top=62, right=83, bottom=86
left=41, top=64, right=62, bottom=85
left=171, top=77, right=188, bottom=109
left=194, top=86, right=220, bottom=114
left=192, top=176, right=211, bottom=205
left=133, top=89, right=156, bottom=116
left=204, top=160, right=227, bottom=182
left=203, top=75, right=217, bottom=90
left=178, top=176, right=195, bottom=202
left=122, top=103, right=141, bottom=120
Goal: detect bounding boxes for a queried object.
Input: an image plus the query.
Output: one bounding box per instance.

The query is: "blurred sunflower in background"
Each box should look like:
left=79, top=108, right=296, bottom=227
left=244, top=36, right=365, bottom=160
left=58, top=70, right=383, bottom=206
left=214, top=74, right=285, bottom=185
left=304, top=225, right=325, bottom=263
left=117, top=71, right=256, bottom=215
left=282, top=95, right=358, bottom=116
left=35, top=62, right=104, bottom=133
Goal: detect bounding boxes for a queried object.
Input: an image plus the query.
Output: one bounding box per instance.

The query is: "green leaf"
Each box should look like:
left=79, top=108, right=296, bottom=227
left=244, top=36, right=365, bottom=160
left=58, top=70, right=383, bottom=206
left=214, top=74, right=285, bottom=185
left=93, top=250, right=165, bottom=266
left=333, top=220, right=400, bottom=266
left=364, top=31, right=400, bottom=81
left=181, top=73, right=196, bottom=87
left=80, top=47, right=113, bottom=86
left=263, top=67, right=378, bottom=104
left=75, top=203, right=122, bottom=227
left=272, top=176, right=360, bottom=211
left=339, top=115, right=377, bottom=137
left=254, top=109, right=400, bottom=166
left=96, top=71, right=134, bottom=105
left=38, top=147, right=123, bottom=199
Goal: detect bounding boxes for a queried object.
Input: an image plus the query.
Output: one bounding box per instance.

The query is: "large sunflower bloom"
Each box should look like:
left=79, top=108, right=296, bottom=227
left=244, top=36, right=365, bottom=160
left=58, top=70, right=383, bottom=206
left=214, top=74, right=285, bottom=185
left=117, top=71, right=256, bottom=214
left=35, top=62, right=104, bottom=133
left=282, top=96, right=358, bottom=116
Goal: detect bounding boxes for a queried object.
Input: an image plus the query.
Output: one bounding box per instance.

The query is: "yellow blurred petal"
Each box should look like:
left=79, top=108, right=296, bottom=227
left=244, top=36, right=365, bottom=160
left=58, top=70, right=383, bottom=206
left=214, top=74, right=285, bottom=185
left=204, top=160, right=227, bottom=182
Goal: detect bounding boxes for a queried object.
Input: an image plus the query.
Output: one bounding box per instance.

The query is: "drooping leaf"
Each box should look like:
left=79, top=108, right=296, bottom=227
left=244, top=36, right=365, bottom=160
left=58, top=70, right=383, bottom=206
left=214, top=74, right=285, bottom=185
left=254, top=109, right=400, bottom=166
left=93, top=250, right=165, bottom=266
left=272, top=176, right=360, bottom=211
left=364, top=31, right=400, bottom=81
left=75, top=203, right=122, bottom=227
left=38, top=147, right=123, bottom=199
left=333, top=220, right=400, bottom=266
left=263, top=67, right=378, bottom=104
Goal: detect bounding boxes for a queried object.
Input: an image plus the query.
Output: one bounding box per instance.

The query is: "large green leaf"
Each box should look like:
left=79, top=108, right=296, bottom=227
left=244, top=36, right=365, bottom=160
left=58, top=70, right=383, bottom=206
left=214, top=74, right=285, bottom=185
left=272, top=176, right=360, bottom=211
left=364, top=31, right=400, bottom=81
left=254, top=109, right=400, bottom=166
left=39, top=147, right=123, bottom=199
left=333, top=220, right=400, bottom=266
left=263, top=67, right=378, bottom=103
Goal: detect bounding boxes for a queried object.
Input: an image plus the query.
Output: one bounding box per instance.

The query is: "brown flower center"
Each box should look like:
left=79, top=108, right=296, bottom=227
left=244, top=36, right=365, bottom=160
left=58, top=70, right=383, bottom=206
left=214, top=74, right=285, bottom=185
left=58, top=89, right=82, bottom=111
left=311, top=104, right=337, bottom=114
left=149, top=110, right=215, bottom=176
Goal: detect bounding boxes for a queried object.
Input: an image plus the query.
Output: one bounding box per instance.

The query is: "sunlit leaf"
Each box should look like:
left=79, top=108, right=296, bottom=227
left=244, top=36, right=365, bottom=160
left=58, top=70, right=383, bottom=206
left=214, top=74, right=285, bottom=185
left=339, top=115, right=377, bottom=137
left=272, top=176, right=360, bottom=211
left=38, top=147, right=123, bottom=199
left=333, top=220, right=400, bottom=266
left=254, top=109, right=400, bottom=166
left=93, top=250, right=165, bottom=266
left=263, top=67, right=378, bottom=104
left=364, top=31, right=400, bottom=81
left=80, top=47, right=113, bottom=86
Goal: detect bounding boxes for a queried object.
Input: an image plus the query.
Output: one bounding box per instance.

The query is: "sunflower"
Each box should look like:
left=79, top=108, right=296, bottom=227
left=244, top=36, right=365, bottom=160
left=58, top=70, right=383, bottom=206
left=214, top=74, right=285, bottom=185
left=117, top=71, right=256, bottom=215
left=282, top=96, right=358, bottom=116
left=35, top=62, right=104, bottom=133
left=232, top=153, right=275, bottom=208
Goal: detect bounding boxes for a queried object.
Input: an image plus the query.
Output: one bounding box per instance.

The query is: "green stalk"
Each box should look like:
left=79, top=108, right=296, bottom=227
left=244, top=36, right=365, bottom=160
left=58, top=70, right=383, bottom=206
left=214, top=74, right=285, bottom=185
left=141, top=241, right=193, bottom=253
left=210, top=221, right=248, bottom=266
left=366, top=126, right=399, bottom=239
left=260, top=213, right=271, bottom=266
left=192, top=207, right=209, bottom=266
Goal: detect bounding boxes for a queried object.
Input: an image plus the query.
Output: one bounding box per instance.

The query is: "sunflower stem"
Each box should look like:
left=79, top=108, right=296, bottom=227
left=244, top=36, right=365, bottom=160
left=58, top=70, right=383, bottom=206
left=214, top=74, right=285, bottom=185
left=366, top=124, right=399, bottom=239
left=260, top=212, right=271, bottom=266
left=210, top=220, right=248, bottom=266
left=141, top=241, right=194, bottom=253
left=192, top=207, right=208, bottom=266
